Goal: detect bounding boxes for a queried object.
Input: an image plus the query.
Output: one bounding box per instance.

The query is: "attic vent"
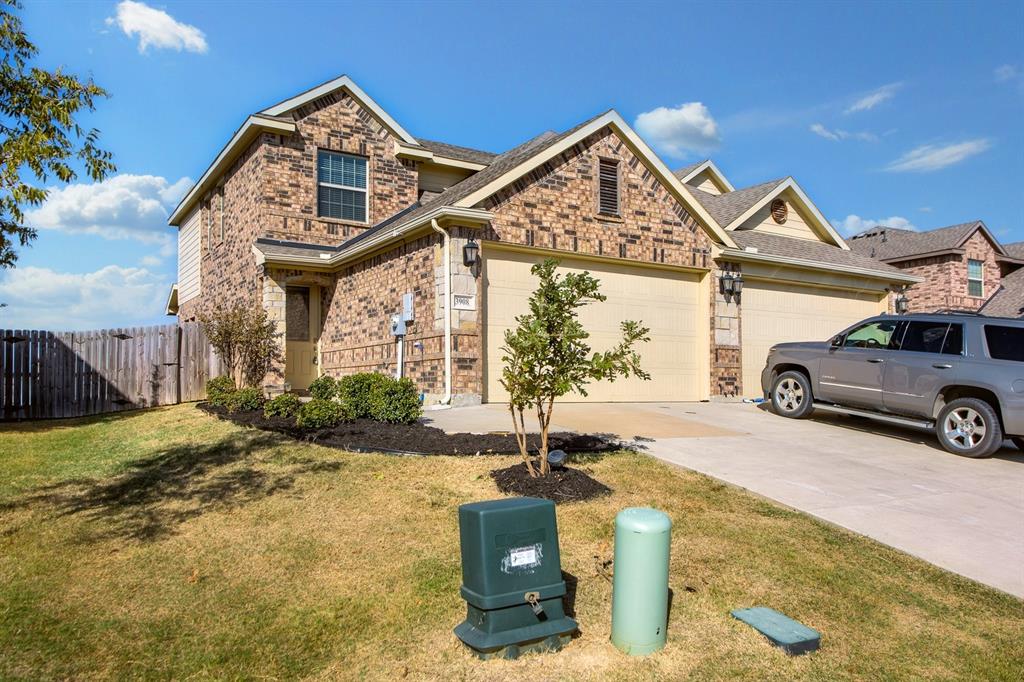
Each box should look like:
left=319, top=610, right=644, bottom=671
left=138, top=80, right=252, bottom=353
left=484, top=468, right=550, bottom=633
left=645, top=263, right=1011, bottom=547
left=770, top=199, right=788, bottom=224
left=598, top=158, right=620, bottom=216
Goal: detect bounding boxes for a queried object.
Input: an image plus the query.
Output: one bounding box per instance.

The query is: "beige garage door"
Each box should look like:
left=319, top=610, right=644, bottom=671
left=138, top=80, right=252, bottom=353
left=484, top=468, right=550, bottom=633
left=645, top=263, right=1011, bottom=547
left=741, top=280, right=886, bottom=397
left=484, top=250, right=705, bottom=403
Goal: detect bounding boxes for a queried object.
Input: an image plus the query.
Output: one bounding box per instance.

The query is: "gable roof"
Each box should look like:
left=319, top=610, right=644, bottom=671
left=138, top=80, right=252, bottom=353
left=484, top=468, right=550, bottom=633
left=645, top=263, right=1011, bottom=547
left=1003, top=241, right=1024, bottom=260
left=979, top=268, right=1024, bottom=318
left=672, top=159, right=735, bottom=192
left=416, top=139, right=497, bottom=165
left=725, top=230, right=917, bottom=282
left=847, top=221, right=1004, bottom=262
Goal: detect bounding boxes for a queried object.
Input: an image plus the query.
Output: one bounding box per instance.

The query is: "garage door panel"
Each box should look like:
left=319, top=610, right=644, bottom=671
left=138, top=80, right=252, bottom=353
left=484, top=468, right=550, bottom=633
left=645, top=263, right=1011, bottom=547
left=485, top=251, right=702, bottom=403
left=741, top=281, right=885, bottom=397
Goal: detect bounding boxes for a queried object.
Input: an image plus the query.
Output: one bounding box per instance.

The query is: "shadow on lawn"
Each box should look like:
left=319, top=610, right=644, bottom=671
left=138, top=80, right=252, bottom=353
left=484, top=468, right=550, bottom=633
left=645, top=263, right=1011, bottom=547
left=2, top=431, right=342, bottom=542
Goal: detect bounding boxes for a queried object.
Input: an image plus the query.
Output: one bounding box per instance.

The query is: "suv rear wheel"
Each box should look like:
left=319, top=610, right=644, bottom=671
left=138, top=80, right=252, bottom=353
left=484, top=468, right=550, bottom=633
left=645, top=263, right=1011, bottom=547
left=936, top=398, right=1003, bottom=458
left=771, top=371, right=814, bottom=419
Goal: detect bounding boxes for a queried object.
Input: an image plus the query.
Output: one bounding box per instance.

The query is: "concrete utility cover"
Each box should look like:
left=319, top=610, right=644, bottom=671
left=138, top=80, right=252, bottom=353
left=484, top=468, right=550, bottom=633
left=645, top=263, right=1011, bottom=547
left=427, top=402, right=1024, bottom=597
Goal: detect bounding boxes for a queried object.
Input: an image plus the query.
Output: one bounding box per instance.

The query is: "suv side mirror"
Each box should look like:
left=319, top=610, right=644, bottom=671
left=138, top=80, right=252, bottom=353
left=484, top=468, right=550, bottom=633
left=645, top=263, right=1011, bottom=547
left=830, top=335, right=844, bottom=348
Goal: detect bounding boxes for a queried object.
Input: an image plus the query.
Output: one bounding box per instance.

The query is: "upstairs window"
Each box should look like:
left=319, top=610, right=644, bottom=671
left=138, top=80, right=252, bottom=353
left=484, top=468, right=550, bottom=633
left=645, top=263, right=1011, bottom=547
left=598, top=158, right=620, bottom=216
left=967, top=259, right=984, bottom=297
left=318, top=151, right=367, bottom=222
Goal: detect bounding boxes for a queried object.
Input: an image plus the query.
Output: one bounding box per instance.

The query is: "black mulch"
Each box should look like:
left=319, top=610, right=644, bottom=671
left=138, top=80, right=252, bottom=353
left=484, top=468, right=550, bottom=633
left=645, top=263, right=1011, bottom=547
left=490, top=462, right=612, bottom=503
left=197, top=403, right=618, bottom=456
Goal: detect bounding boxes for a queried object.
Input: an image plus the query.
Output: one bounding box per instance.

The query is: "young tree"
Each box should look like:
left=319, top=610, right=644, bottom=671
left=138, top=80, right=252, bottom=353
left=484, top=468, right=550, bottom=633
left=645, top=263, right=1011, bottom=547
left=500, top=258, right=650, bottom=477
left=0, top=1, right=116, bottom=268
left=200, top=305, right=282, bottom=388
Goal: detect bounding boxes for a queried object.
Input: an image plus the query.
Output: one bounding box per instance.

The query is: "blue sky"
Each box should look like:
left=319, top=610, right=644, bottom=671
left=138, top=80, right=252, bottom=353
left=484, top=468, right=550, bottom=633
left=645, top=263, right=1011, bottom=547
left=2, top=0, right=1022, bottom=330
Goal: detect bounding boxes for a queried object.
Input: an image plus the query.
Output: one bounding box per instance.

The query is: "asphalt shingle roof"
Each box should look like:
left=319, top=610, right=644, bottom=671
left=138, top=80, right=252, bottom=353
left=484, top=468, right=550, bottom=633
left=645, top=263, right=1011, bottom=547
left=1003, top=241, right=1024, bottom=260
left=979, top=268, right=1024, bottom=318
left=846, top=221, right=985, bottom=261
left=730, top=230, right=908, bottom=276
left=688, top=179, right=786, bottom=227
left=672, top=160, right=707, bottom=181
left=416, top=138, right=497, bottom=165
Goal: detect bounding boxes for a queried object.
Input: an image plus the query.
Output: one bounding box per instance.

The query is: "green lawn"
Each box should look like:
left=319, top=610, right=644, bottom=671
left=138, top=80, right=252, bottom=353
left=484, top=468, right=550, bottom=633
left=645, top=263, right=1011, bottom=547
left=0, top=405, right=1020, bottom=680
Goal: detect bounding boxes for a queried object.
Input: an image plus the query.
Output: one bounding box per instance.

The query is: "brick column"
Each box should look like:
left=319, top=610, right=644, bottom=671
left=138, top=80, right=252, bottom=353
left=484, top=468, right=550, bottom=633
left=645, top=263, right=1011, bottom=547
left=711, top=262, right=742, bottom=399
left=262, top=267, right=288, bottom=393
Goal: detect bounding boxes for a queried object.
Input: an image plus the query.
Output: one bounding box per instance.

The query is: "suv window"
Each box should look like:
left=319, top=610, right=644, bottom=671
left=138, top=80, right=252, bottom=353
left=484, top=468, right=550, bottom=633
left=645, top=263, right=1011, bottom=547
left=984, top=325, right=1024, bottom=362
left=899, top=321, right=962, bottom=355
left=843, top=320, right=900, bottom=349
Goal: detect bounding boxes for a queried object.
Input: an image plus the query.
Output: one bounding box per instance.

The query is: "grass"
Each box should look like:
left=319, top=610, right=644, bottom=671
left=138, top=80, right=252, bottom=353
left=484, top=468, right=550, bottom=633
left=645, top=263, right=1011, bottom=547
left=0, top=405, right=1021, bottom=681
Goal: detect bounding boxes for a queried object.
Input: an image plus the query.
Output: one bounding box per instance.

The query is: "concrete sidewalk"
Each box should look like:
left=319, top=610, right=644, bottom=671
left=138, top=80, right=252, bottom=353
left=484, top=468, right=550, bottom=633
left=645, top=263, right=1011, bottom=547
left=424, top=402, right=1024, bottom=598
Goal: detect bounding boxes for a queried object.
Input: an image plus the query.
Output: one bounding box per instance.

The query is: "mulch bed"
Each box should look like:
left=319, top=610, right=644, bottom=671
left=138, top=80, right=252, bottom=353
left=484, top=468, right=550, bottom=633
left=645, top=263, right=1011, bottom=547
left=197, top=403, right=617, bottom=456
left=490, top=462, right=612, bottom=503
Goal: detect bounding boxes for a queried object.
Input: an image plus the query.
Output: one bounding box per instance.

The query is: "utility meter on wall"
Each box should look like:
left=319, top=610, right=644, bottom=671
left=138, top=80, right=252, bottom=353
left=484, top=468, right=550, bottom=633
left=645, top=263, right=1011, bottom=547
left=390, top=313, right=406, bottom=336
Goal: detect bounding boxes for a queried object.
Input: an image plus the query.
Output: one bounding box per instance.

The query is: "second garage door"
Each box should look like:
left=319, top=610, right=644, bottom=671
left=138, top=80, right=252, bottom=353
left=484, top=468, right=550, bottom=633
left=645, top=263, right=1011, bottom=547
left=484, top=250, right=705, bottom=403
left=741, top=280, right=886, bottom=397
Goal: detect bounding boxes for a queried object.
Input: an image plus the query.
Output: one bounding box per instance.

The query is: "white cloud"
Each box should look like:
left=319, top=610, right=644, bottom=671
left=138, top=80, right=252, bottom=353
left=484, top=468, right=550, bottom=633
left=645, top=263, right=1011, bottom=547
left=0, top=265, right=169, bottom=330
left=845, top=82, right=902, bottom=114
left=832, top=215, right=916, bottom=236
left=884, top=139, right=991, bottom=173
left=634, top=102, right=720, bottom=157
left=919, top=206, right=933, bottom=213
left=994, top=64, right=1018, bottom=82
left=107, top=1, right=208, bottom=54
left=809, top=123, right=877, bottom=142
left=140, top=255, right=163, bottom=267
left=24, top=174, right=191, bottom=256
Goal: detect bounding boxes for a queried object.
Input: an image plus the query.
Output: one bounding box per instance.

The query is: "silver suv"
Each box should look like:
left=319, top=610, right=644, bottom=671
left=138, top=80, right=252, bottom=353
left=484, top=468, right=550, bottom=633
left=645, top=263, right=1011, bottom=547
left=761, top=313, right=1024, bottom=458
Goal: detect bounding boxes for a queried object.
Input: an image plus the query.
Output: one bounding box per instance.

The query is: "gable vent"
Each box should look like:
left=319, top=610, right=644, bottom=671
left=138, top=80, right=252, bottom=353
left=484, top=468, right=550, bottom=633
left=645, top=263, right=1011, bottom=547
left=598, top=158, right=620, bottom=216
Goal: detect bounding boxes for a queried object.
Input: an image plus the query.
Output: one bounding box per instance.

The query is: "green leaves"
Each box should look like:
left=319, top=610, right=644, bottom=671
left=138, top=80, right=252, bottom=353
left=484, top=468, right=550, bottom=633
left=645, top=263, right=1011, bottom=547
left=0, top=1, right=116, bottom=268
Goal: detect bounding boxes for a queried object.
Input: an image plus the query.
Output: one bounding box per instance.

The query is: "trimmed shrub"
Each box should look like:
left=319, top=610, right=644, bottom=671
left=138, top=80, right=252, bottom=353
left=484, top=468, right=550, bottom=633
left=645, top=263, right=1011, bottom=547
left=308, top=375, right=338, bottom=401
left=337, top=372, right=389, bottom=419
left=369, top=377, right=422, bottom=424
left=264, top=392, right=301, bottom=419
left=206, top=375, right=236, bottom=407
left=226, top=387, right=265, bottom=413
left=297, top=398, right=347, bottom=429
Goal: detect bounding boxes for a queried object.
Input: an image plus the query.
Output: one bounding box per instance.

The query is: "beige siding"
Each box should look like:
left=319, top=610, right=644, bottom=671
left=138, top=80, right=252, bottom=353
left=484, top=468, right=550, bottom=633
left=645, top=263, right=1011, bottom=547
left=484, top=250, right=705, bottom=402
left=177, top=207, right=201, bottom=304
left=740, top=280, right=887, bottom=396
left=735, top=193, right=825, bottom=242
left=418, top=163, right=473, bottom=194
left=686, top=169, right=723, bottom=195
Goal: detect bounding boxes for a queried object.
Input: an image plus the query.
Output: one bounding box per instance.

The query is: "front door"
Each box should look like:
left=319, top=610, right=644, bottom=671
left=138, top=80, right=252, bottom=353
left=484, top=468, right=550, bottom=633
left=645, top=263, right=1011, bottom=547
left=817, top=319, right=901, bottom=408
left=285, top=285, right=320, bottom=390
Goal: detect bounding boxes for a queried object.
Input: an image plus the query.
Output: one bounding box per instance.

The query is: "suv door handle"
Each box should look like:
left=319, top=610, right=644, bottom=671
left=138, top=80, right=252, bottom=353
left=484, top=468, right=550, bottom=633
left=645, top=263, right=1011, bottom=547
left=932, top=363, right=952, bottom=369
left=867, top=358, right=885, bottom=364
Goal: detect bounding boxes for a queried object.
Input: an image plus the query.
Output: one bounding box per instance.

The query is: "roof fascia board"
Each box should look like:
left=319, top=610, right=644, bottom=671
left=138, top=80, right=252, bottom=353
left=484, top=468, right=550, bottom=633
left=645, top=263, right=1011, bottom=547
left=679, top=160, right=735, bottom=192
left=260, top=75, right=418, bottom=145
left=393, top=141, right=487, bottom=171
left=168, top=115, right=296, bottom=226
left=724, top=178, right=849, bottom=250
left=880, top=247, right=966, bottom=263
left=452, top=111, right=737, bottom=248
left=720, top=247, right=922, bottom=284
left=955, top=221, right=1007, bottom=256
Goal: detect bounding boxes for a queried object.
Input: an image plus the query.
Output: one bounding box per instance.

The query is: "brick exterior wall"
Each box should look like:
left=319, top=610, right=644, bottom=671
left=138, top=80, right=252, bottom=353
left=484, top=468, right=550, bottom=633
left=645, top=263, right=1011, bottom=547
left=898, top=230, right=1003, bottom=313
left=711, top=262, right=741, bottom=398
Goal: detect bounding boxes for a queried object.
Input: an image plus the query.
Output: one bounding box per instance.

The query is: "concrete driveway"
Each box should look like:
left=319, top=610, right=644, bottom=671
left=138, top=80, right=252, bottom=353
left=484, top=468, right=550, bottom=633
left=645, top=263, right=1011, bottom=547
left=425, top=402, right=1024, bottom=598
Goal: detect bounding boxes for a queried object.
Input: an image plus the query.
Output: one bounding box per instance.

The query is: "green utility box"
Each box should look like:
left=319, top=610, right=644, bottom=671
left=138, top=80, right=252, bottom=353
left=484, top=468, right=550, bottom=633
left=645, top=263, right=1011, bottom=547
left=454, top=497, right=578, bottom=659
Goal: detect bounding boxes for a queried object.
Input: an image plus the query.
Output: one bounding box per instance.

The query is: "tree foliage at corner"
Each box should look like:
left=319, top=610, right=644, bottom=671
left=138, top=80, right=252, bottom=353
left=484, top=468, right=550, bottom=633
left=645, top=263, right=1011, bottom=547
left=0, top=1, right=115, bottom=269
left=500, top=258, right=650, bottom=477
left=200, top=305, right=282, bottom=389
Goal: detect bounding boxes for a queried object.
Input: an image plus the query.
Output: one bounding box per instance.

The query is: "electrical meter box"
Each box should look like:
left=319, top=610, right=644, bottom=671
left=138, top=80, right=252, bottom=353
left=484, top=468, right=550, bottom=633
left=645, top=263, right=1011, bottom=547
left=389, top=313, right=406, bottom=336
left=454, top=497, right=577, bottom=659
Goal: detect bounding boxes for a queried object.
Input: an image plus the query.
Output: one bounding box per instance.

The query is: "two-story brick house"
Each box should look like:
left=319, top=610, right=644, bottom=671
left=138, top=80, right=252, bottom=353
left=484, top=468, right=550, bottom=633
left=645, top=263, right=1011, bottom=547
left=848, top=222, right=1024, bottom=317
left=167, top=75, right=917, bottom=403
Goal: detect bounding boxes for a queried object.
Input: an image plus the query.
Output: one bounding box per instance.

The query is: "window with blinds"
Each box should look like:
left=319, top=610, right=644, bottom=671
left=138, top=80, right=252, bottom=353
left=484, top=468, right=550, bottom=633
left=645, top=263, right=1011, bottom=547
left=598, top=158, right=620, bottom=216
left=967, top=259, right=984, bottom=297
left=318, top=150, right=368, bottom=222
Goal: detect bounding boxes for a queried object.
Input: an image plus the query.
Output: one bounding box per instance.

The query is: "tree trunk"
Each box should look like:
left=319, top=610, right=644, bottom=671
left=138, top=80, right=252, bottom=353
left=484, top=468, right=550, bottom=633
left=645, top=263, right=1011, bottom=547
left=510, top=402, right=536, bottom=477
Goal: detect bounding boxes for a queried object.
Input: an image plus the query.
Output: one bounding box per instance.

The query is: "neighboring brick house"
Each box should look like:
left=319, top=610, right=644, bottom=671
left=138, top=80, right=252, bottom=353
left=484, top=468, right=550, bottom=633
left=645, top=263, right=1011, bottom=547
left=167, top=75, right=916, bottom=403
left=848, top=223, right=1024, bottom=316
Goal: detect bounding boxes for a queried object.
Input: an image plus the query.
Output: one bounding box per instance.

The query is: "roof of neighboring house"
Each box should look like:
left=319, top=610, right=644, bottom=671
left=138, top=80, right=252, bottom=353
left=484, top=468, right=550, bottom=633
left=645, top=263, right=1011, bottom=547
left=979, top=268, right=1024, bottom=318
left=1003, top=241, right=1024, bottom=260
left=728, top=230, right=910, bottom=278
left=846, top=221, right=1001, bottom=262
left=688, top=179, right=787, bottom=228
left=416, top=139, right=497, bottom=165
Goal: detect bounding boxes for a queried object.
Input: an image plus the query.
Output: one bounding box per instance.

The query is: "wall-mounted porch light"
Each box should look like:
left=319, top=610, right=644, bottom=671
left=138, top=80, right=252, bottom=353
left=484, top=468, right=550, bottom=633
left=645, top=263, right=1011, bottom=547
left=895, top=292, right=909, bottom=315
left=463, top=238, right=481, bottom=276
left=720, top=271, right=743, bottom=300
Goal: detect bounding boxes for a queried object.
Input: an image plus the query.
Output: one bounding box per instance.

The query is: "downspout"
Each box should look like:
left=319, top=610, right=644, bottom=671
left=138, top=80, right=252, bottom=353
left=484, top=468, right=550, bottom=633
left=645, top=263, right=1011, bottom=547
left=430, top=219, right=453, bottom=406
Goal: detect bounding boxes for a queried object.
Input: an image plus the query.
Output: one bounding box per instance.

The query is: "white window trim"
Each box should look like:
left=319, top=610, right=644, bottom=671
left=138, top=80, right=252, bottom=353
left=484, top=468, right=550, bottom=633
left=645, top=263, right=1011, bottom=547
left=967, top=259, right=984, bottom=297
left=317, top=151, right=369, bottom=224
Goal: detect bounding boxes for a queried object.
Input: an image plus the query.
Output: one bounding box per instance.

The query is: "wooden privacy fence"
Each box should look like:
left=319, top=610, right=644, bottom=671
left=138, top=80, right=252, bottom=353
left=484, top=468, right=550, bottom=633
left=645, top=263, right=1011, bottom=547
left=0, top=323, right=222, bottom=421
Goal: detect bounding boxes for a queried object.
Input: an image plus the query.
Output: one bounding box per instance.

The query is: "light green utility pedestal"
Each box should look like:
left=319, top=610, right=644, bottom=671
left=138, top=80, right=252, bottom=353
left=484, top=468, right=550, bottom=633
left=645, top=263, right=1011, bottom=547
left=610, top=507, right=672, bottom=655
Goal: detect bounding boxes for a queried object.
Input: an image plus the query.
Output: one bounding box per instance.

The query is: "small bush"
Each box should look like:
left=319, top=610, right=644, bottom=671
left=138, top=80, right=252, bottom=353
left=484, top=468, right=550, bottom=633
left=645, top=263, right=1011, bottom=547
left=308, top=375, right=338, bottom=401
left=226, top=387, right=265, bottom=413
left=337, top=372, right=389, bottom=418
left=369, top=377, right=422, bottom=424
left=206, top=375, right=236, bottom=407
left=297, top=399, right=347, bottom=429
left=264, top=392, right=301, bottom=419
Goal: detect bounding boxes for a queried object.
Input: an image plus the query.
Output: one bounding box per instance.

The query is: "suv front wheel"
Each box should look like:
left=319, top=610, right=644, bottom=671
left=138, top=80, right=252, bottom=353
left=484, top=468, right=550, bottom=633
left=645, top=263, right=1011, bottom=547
left=936, top=398, right=1003, bottom=458
left=771, top=371, right=814, bottom=419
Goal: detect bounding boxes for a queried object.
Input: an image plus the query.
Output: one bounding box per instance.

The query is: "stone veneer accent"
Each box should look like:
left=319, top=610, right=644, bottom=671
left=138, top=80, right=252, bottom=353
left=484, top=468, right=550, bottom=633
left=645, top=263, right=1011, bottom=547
left=711, top=262, right=741, bottom=398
